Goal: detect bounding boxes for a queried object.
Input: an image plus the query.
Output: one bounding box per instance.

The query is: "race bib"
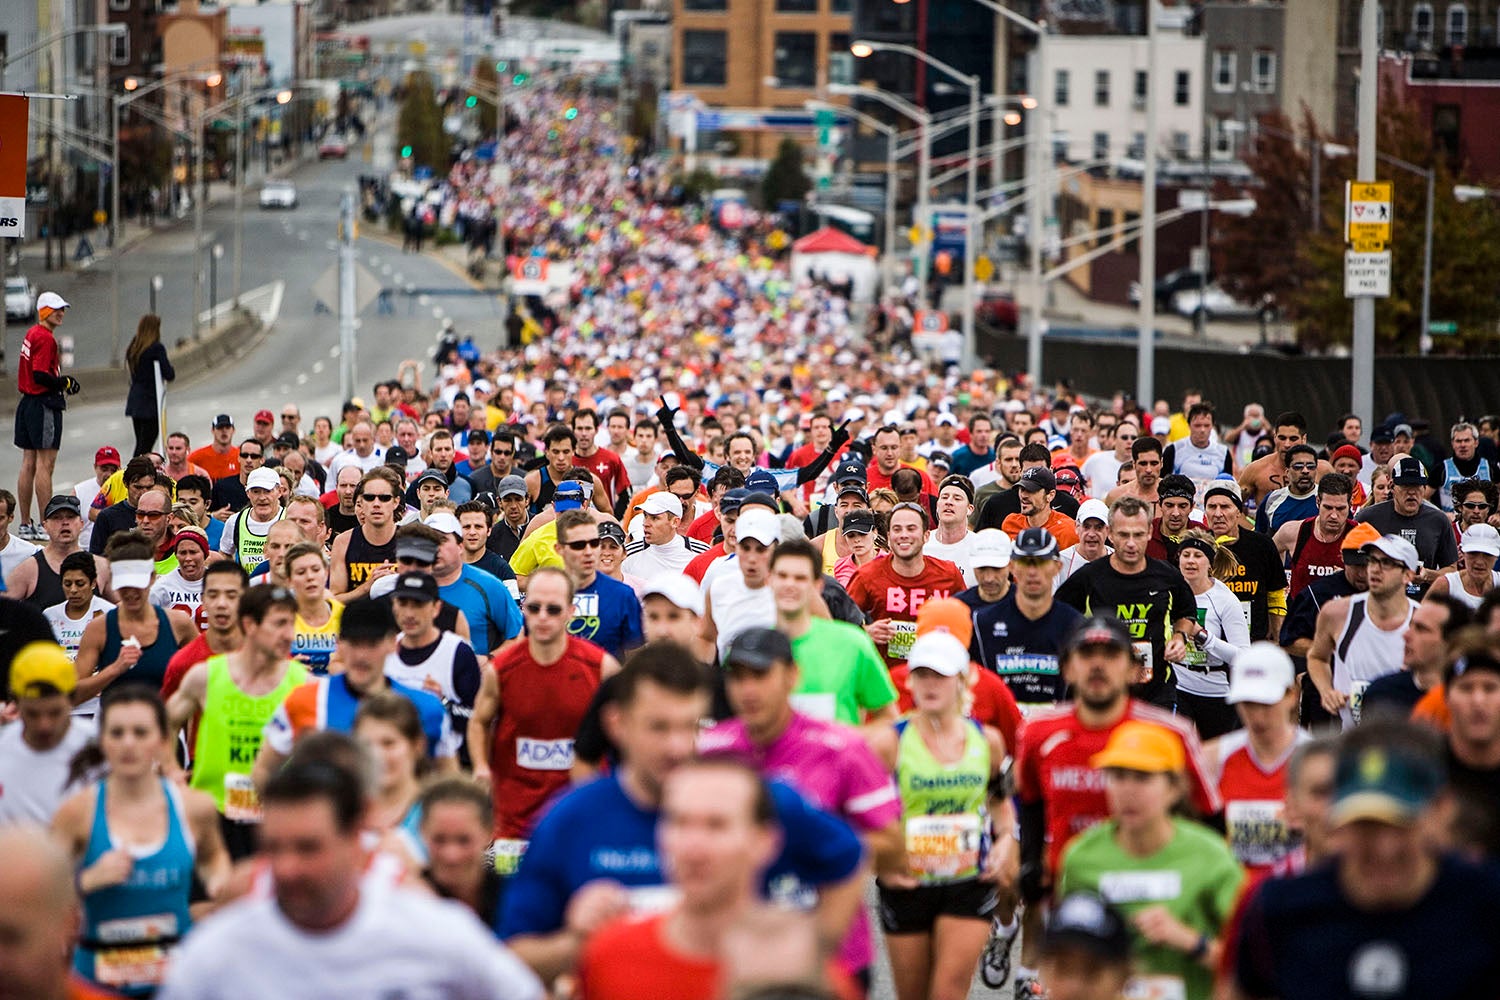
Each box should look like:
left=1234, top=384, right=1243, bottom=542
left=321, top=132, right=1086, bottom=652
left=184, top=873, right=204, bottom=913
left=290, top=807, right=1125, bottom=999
left=1226, top=799, right=1290, bottom=868
left=92, top=913, right=178, bottom=989
left=789, top=691, right=837, bottom=722
left=1349, top=680, right=1371, bottom=727
left=905, top=813, right=982, bottom=880
left=224, top=773, right=262, bottom=824
left=490, top=838, right=529, bottom=876
left=887, top=621, right=919, bottom=660
left=573, top=592, right=600, bottom=618
left=516, top=736, right=575, bottom=771
left=1099, top=869, right=1182, bottom=903
left=626, top=885, right=681, bottom=915
left=1131, top=642, right=1155, bottom=684
left=1125, top=975, right=1187, bottom=1000
left=1240, top=601, right=1254, bottom=628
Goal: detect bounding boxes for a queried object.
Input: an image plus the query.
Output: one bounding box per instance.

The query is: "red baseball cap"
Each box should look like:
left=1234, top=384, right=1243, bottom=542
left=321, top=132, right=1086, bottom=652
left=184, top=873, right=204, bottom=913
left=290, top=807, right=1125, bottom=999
left=254, top=409, right=275, bottom=424
left=95, top=446, right=121, bottom=467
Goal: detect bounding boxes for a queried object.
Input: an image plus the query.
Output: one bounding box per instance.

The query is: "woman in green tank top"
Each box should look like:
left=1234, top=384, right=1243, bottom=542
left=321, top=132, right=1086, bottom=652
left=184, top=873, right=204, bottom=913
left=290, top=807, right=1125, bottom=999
left=868, top=631, right=1012, bottom=1000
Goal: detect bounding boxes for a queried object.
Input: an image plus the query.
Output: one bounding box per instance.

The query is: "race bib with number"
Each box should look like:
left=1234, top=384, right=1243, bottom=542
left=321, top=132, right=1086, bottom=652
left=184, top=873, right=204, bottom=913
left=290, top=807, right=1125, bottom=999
left=224, top=773, right=262, bottom=824
left=91, top=913, right=178, bottom=989
left=516, top=736, right=575, bottom=771
left=1125, top=974, right=1187, bottom=1000
left=887, top=621, right=919, bottom=661
left=490, top=837, right=529, bottom=876
left=1349, top=679, right=1371, bottom=727
left=1132, top=642, right=1155, bottom=684
left=905, top=813, right=982, bottom=881
left=1226, top=799, right=1291, bottom=869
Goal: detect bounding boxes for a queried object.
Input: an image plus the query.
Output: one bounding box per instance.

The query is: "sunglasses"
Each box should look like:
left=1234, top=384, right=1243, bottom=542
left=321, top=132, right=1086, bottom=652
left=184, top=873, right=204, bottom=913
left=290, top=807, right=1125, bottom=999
left=361, top=492, right=396, bottom=502
left=397, top=556, right=434, bottom=568
left=1461, top=501, right=1492, bottom=511
left=240, top=451, right=263, bottom=459
left=562, top=537, right=602, bottom=550
left=1288, top=463, right=1318, bottom=472
left=492, top=447, right=514, bottom=456
left=135, top=509, right=166, bottom=520
left=524, top=601, right=569, bottom=617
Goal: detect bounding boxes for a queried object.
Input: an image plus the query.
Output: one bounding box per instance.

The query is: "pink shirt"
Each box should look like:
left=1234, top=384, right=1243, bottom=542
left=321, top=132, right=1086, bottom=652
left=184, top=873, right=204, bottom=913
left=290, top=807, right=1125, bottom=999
left=700, top=712, right=901, bottom=973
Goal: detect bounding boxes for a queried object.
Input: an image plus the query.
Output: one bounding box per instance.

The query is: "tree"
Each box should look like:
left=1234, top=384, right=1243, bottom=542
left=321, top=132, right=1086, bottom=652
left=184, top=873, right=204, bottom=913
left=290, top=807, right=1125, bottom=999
left=397, top=71, right=447, bottom=172
left=472, top=59, right=499, bottom=136
left=1213, top=110, right=1312, bottom=312
left=762, top=138, right=812, bottom=210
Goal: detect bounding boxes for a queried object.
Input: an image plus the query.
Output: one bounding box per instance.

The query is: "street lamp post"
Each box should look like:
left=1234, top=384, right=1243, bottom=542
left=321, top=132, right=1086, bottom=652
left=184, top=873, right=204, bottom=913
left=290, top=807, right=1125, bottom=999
left=209, top=243, right=223, bottom=328
left=804, top=100, right=899, bottom=275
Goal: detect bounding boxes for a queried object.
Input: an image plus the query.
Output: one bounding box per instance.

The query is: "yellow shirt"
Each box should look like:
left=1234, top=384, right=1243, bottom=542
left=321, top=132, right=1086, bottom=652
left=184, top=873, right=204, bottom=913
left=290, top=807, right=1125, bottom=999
left=97, top=469, right=129, bottom=506
left=1168, top=412, right=1192, bottom=443
left=509, top=521, right=564, bottom=576
left=293, top=600, right=344, bottom=675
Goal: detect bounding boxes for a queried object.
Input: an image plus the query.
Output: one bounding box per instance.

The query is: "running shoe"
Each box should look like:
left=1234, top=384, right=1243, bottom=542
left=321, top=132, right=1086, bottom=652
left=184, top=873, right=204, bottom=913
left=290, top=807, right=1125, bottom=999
left=980, top=917, right=1016, bottom=988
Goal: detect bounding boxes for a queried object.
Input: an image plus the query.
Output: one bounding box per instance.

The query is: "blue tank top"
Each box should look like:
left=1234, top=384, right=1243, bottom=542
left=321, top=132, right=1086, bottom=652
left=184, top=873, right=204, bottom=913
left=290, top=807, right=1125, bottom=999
left=100, top=606, right=180, bottom=694
left=75, top=778, right=197, bottom=996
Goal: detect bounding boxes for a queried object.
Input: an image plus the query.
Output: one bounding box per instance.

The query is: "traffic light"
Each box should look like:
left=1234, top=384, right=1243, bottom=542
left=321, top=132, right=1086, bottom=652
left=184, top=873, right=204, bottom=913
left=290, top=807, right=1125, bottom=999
left=465, top=95, right=478, bottom=108
left=564, top=106, right=578, bottom=121
left=512, top=72, right=527, bottom=86
left=400, top=145, right=413, bottom=158
left=496, top=60, right=509, bottom=73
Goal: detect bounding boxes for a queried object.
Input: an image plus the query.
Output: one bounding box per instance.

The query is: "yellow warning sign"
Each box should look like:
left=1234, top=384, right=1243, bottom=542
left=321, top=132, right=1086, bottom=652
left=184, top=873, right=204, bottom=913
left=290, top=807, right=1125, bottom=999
left=1346, top=180, right=1393, bottom=245
left=974, top=256, right=994, bottom=282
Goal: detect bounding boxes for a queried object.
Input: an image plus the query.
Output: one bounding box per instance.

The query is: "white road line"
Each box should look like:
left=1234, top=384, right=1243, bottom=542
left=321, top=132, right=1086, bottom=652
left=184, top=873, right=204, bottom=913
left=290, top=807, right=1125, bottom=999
left=312, top=361, right=325, bottom=373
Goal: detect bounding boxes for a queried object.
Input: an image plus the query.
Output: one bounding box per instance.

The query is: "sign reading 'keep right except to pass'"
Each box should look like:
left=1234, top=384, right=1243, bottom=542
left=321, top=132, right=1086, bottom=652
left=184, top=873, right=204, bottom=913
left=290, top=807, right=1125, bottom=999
left=0, top=96, right=28, bottom=238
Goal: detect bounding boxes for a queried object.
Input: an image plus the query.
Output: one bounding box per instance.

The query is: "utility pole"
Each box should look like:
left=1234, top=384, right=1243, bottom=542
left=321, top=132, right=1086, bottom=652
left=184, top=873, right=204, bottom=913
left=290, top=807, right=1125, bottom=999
left=1136, top=0, right=1159, bottom=407
left=338, top=187, right=357, bottom=404
left=1350, top=0, right=1378, bottom=432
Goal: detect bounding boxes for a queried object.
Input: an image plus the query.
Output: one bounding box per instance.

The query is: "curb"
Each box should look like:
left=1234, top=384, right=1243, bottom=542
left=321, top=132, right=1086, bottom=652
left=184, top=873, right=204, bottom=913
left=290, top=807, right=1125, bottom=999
left=361, top=228, right=495, bottom=293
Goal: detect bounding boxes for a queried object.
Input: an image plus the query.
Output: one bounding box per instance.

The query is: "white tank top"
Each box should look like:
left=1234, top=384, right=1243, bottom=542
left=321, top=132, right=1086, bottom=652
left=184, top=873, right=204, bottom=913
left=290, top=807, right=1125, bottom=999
left=708, top=571, right=777, bottom=659
left=1332, top=593, right=1417, bottom=730
left=1441, top=570, right=1500, bottom=611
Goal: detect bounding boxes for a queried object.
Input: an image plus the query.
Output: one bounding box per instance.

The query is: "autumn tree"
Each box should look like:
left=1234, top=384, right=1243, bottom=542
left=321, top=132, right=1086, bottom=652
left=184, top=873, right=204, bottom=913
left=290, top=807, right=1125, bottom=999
left=397, top=71, right=447, bottom=172
left=1214, top=110, right=1313, bottom=312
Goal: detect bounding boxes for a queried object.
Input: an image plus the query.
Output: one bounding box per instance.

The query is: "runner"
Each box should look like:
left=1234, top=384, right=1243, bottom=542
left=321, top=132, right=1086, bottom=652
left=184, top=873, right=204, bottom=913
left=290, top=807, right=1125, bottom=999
left=846, top=503, right=967, bottom=669
left=149, top=527, right=210, bottom=631
left=285, top=543, right=341, bottom=674
left=219, top=467, right=285, bottom=571
left=14, top=291, right=76, bottom=539
left=1200, top=644, right=1309, bottom=874
left=51, top=684, right=229, bottom=997
left=1360, top=593, right=1470, bottom=721
left=1104, top=436, right=1165, bottom=512
left=88, top=457, right=157, bottom=556
left=922, top=475, right=980, bottom=584
left=1428, top=523, right=1500, bottom=609
left=1036, top=893, right=1134, bottom=1000
left=572, top=408, right=629, bottom=507
left=1355, top=456, right=1458, bottom=593
left=329, top=467, right=402, bottom=601
left=1254, top=445, right=1321, bottom=534
left=0, top=488, right=38, bottom=577
left=1437, top=421, right=1494, bottom=512
left=1172, top=530, right=1253, bottom=739
left=323, top=465, right=363, bottom=538
left=623, top=492, right=709, bottom=576
left=1083, top=421, right=1136, bottom=502
left=1275, top=473, right=1354, bottom=601
left=1237, top=411, right=1327, bottom=513
left=1057, top=498, right=1112, bottom=590
left=526, top=426, right=608, bottom=516
left=1441, top=631, right=1500, bottom=858
left=1144, top=474, right=1202, bottom=564
left=701, top=507, right=780, bottom=660
left=0, top=642, right=97, bottom=824
left=352, top=691, right=429, bottom=862
left=488, top=475, right=532, bottom=560
left=424, top=511, right=522, bottom=656
left=42, top=553, right=114, bottom=664
left=1162, top=401, right=1232, bottom=481
left=1056, top=720, right=1243, bottom=1000
left=553, top=509, right=642, bottom=658
left=1199, top=480, right=1287, bottom=643
left=418, top=778, right=506, bottom=933
left=456, top=500, right=518, bottom=591
left=1306, top=534, right=1420, bottom=728
left=866, top=631, right=1010, bottom=1000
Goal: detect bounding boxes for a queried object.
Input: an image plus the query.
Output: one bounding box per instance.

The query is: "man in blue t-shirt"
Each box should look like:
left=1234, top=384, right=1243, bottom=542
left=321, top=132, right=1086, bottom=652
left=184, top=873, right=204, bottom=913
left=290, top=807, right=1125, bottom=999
left=499, top=643, right=866, bottom=982
left=426, top=511, right=522, bottom=656
left=554, top=509, right=642, bottom=659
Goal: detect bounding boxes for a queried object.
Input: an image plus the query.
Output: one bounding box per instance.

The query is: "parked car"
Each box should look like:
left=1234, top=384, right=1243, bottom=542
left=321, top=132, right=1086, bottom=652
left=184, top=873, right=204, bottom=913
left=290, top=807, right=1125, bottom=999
left=259, top=181, right=298, bottom=210
left=973, top=289, right=1019, bottom=331
left=1129, top=267, right=1214, bottom=311
left=1170, top=284, right=1275, bottom=323
left=318, top=134, right=349, bottom=160
left=4, top=275, right=35, bottom=323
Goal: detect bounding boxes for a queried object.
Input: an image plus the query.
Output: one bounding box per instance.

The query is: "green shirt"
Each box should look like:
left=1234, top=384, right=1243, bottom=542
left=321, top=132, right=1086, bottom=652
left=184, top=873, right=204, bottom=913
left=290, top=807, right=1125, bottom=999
left=1058, top=817, right=1244, bottom=1000
left=788, top=617, right=897, bottom=726
left=190, top=655, right=308, bottom=819
left=896, top=718, right=990, bottom=883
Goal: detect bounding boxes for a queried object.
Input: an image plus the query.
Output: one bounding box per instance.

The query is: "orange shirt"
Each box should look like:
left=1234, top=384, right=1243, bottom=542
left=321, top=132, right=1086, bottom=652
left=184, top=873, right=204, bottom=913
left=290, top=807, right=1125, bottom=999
left=189, top=444, right=239, bottom=482
left=1412, top=685, right=1451, bottom=732
left=1001, top=509, right=1080, bottom=549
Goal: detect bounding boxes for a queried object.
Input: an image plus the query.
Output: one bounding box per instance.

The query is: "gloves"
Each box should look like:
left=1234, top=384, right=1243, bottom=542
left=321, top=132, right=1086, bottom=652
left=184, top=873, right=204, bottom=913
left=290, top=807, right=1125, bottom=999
left=655, top=395, right=679, bottom=427
left=829, top=420, right=852, bottom=451
left=1018, top=861, right=1048, bottom=905
left=61, top=375, right=82, bottom=396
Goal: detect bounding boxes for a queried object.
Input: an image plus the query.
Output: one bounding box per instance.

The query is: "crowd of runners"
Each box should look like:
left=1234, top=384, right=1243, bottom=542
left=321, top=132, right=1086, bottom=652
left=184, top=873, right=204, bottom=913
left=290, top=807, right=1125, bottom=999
left=4, top=83, right=1500, bottom=1000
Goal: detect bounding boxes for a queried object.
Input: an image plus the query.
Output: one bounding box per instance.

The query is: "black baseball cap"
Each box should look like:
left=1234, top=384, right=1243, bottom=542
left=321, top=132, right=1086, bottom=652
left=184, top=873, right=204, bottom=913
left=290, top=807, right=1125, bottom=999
left=718, top=488, right=749, bottom=514
left=1063, top=615, right=1133, bottom=655
left=724, top=627, right=794, bottom=672
left=339, top=597, right=398, bottom=640
left=385, top=445, right=410, bottom=467
left=211, top=414, right=234, bottom=429
left=1042, top=893, right=1132, bottom=963
left=390, top=571, right=439, bottom=603
left=275, top=431, right=300, bottom=449
left=1370, top=427, right=1395, bottom=444
left=841, top=509, right=879, bottom=536
left=1158, top=474, right=1196, bottom=502
left=1018, top=467, right=1056, bottom=492
left=1012, top=526, right=1060, bottom=560
left=740, top=491, right=780, bottom=513
left=43, top=494, right=83, bottom=519
left=833, top=459, right=868, bottom=485
left=837, top=482, right=870, bottom=504
left=598, top=521, right=627, bottom=546
left=1390, top=455, right=1428, bottom=486
left=414, top=468, right=448, bottom=488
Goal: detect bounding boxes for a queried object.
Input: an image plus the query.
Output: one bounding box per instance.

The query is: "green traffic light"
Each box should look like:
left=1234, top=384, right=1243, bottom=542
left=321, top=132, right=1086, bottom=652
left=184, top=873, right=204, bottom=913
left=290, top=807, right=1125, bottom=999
left=496, top=60, right=509, bottom=72
left=564, top=107, right=578, bottom=120
left=465, top=95, right=478, bottom=108
left=512, top=73, right=527, bottom=85
left=400, top=145, right=413, bottom=158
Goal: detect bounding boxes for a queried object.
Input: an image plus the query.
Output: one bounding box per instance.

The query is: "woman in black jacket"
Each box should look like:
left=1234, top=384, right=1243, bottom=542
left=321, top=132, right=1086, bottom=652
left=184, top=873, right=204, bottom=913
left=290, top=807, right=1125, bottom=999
left=124, top=313, right=175, bottom=455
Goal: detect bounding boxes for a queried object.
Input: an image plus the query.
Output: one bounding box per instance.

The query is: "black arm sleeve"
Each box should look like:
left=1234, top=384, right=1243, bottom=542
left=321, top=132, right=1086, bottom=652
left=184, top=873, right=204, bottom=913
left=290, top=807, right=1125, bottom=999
left=32, top=370, right=66, bottom=392
left=791, top=442, right=840, bottom=485
left=1017, top=799, right=1048, bottom=903
left=655, top=406, right=704, bottom=471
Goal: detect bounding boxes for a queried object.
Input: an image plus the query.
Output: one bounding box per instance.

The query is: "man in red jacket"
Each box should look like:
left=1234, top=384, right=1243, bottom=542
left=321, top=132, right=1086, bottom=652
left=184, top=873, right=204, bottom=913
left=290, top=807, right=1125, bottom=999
left=14, top=291, right=80, bottom=539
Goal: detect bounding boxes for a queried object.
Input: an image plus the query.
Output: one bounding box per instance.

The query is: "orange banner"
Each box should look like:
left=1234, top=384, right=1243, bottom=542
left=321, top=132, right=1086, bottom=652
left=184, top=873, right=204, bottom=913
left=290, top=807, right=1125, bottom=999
left=0, top=94, right=28, bottom=237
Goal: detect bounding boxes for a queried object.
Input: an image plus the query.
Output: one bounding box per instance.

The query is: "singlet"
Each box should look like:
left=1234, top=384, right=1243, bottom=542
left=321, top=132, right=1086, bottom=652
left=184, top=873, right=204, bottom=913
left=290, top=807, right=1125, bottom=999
left=1286, top=519, right=1349, bottom=600
left=74, top=779, right=197, bottom=997
left=344, top=526, right=398, bottom=587
left=292, top=601, right=343, bottom=674
left=24, top=548, right=66, bottom=609
left=489, top=636, right=606, bottom=840
left=224, top=510, right=279, bottom=572
left=149, top=569, right=205, bottom=632
left=530, top=466, right=558, bottom=517
left=190, top=655, right=307, bottom=822
left=1441, top=569, right=1500, bottom=610
left=1171, top=439, right=1230, bottom=481
left=1216, top=729, right=1310, bottom=874
left=45, top=596, right=114, bottom=660
left=822, top=528, right=840, bottom=575
left=100, top=607, right=180, bottom=693
left=1441, top=457, right=1492, bottom=511
left=893, top=717, right=990, bottom=885
left=1331, top=593, right=1416, bottom=729
left=707, top=572, right=777, bottom=659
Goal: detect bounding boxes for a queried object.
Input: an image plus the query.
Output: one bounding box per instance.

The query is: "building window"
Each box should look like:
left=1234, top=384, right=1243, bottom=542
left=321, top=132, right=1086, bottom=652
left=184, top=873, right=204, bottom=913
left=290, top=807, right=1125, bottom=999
left=1212, top=49, right=1236, bottom=93
left=1433, top=103, right=1460, bottom=159
left=1096, top=208, right=1115, bottom=249
left=1213, top=116, right=1234, bottom=157
left=1172, top=130, right=1191, bottom=158
left=831, top=0, right=851, bottom=11
left=1055, top=68, right=1070, bottom=107
left=1134, top=69, right=1148, bottom=109
left=681, top=30, right=727, bottom=86
left=682, top=0, right=727, bottom=9
left=1449, top=3, right=1468, bottom=45
left=827, top=33, right=852, bottom=85
left=109, top=28, right=130, bottom=64
left=109, top=0, right=130, bottom=9
left=1094, top=69, right=1110, bottom=107
left=1413, top=3, right=1434, bottom=47
left=776, top=0, right=818, bottom=11
left=773, top=32, right=817, bottom=88
left=1252, top=50, right=1276, bottom=93
left=1129, top=131, right=1145, bottom=158
left=1123, top=211, right=1140, bottom=253
left=1174, top=70, right=1191, bottom=106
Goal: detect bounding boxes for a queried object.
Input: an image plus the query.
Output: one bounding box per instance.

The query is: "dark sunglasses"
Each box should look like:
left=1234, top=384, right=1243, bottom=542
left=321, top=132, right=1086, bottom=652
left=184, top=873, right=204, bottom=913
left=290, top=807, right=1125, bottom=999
left=492, top=447, right=514, bottom=455
left=361, top=492, right=396, bottom=502
left=1461, top=501, right=1492, bottom=511
left=135, top=509, right=166, bottom=520
left=562, top=537, right=602, bottom=550
left=524, top=601, right=568, bottom=617
left=240, top=451, right=263, bottom=459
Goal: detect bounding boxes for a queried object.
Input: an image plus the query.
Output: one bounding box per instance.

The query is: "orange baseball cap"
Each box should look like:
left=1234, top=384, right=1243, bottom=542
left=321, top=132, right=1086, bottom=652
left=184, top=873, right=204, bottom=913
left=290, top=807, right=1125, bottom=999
left=1090, top=721, right=1185, bottom=773
left=915, top=597, right=974, bottom=648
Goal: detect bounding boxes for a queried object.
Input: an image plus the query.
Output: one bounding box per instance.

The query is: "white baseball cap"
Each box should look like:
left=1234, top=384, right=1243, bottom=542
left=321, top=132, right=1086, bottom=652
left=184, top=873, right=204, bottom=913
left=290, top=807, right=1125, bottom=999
left=245, top=467, right=281, bottom=491
left=1361, top=533, right=1420, bottom=572
left=641, top=573, right=704, bottom=616
left=1076, top=498, right=1110, bottom=526
left=424, top=511, right=463, bottom=537
left=1227, top=643, right=1296, bottom=705
left=36, top=291, right=69, bottom=313
left=1461, top=523, right=1500, bottom=557
left=736, top=507, right=780, bottom=546
left=635, top=492, right=683, bottom=517
left=907, top=631, right=970, bottom=677
left=969, top=528, right=1013, bottom=569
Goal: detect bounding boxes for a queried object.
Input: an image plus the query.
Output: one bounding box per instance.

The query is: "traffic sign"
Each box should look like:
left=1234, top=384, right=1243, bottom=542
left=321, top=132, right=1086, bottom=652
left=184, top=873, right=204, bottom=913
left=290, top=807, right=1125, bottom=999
left=915, top=310, right=949, bottom=334
left=1428, top=320, right=1458, bottom=335
left=1351, top=236, right=1387, bottom=253
left=1346, top=180, right=1393, bottom=245
left=974, top=256, right=994, bottom=282
left=1344, top=250, right=1391, bottom=299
